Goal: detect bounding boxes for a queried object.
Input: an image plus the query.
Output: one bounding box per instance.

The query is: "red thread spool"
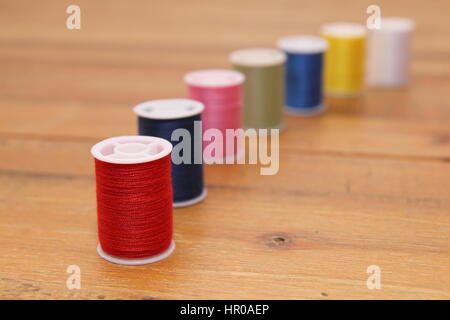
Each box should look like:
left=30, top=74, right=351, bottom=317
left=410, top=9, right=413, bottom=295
left=184, top=69, right=245, bottom=162
left=91, top=135, right=175, bottom=265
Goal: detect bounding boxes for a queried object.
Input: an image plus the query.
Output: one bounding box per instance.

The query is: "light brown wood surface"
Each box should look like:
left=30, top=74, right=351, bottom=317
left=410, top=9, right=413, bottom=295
left=0, top=0, right=449, bottom=300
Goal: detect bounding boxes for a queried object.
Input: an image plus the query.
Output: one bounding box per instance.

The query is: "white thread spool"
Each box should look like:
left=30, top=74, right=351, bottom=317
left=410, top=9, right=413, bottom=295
left=367, top=17, right=415, bottom=87
left=91, top=135, right=175, bottom=266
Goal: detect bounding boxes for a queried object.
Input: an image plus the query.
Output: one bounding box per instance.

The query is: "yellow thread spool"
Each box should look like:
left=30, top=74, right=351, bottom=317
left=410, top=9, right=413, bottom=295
left=321, top=23, right=367, bottom=96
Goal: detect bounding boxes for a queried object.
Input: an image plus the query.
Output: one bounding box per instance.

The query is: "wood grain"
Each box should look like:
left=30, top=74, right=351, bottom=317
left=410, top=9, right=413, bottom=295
left=0, top=0, right=449, bottom=299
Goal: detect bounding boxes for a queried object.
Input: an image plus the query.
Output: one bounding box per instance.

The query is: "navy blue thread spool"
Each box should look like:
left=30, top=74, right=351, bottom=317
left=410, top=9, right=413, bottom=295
left=278, top=35, right=328, bottom=116
left=133, top=99, right=206, bottom=208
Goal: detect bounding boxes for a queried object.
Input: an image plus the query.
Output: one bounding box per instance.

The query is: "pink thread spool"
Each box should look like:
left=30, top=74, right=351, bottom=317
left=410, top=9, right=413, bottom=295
left=184, top=69, right=245, bottom=163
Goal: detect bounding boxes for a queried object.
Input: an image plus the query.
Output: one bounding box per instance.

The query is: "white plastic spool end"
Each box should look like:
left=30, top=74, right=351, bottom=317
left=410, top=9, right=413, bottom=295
left=379, top=17, right=415, bottom=33
left=278, top=35, right=328, bottom=54
left=321, top=22, right=367, bottom=38
left=284, top=103, right=327, bottom=117
left=184, top=69, right=245, bottom=88
left=133, top=98, right=204, bottom=120
left=91, top=135, right=173, bottom=165
left=229, top=48, right=286, bottom=67
left=97, top=241, right=175, bottom=266
left=173, top=189, right=207, bottom=208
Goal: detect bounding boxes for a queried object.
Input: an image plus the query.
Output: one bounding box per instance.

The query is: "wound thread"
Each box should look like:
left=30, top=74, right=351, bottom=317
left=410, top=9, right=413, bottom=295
left=321, top=23, right=367, bottom=96
left=278, top=35, right=328, bottom=116
left=230, top=48, right=286, bottom=130
left=184, top=69, right=244, bottom=162
left=91, top=135, right=175, bottom=265
left=134, top=99, right=206, bottom=207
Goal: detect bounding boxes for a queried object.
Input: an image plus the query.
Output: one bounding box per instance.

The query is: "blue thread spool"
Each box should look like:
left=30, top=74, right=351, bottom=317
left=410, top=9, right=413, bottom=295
left=278, top=35, right=328, bottom=116
left=133, top=99, right=206, bottom=208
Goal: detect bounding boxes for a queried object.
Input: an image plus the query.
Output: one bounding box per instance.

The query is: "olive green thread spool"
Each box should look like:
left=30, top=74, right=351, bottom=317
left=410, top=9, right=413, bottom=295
left=230, top=48, right=286, bottom=130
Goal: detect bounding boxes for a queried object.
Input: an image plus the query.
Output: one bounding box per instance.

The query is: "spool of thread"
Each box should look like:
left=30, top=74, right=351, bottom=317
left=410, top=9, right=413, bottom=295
left=278, top=35, right=328, bottom=116
left=367, top=17, right=415, bottom=87
left=229, top=48, right=286, bottom=130
left=184, top=69, right=244, bottom=162
left=321, top=23, right=367, bottom=96
left=133, top=99, right=206, bottom=207
left=91, top=135, right=175, bottom=266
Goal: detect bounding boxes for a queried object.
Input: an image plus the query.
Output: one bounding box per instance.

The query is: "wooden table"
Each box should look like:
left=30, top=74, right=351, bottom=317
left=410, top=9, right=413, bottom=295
left=1, top=0, right=449, bottom=300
